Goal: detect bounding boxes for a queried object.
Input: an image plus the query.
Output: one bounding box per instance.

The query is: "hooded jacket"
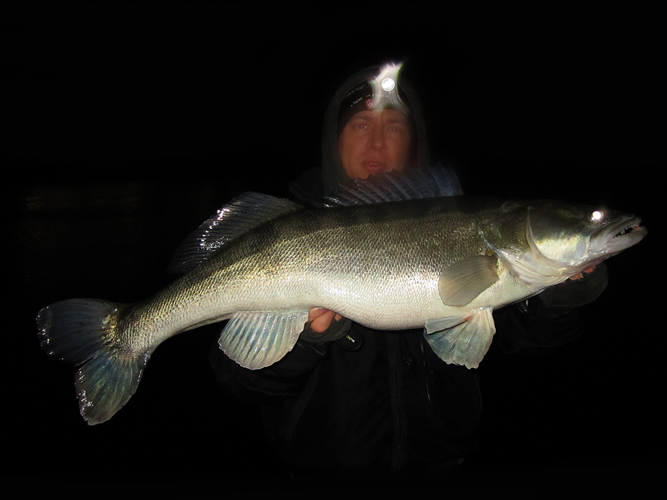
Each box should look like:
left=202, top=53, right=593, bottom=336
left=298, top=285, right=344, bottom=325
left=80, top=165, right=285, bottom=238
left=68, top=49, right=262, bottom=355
left=289, top=64, right=431, bottom=202
left=210, top=65, right=604, bottom=482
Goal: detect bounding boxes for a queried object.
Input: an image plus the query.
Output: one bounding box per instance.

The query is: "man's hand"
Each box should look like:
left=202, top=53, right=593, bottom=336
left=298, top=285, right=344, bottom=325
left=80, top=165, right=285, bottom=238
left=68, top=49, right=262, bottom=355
left=567, top=265, right=596, bottom=281
left=297, top=308, right=352, bottom=357
left=308, top=308, right=343, bottom=333
left=538, top=264, right=608, bottom=309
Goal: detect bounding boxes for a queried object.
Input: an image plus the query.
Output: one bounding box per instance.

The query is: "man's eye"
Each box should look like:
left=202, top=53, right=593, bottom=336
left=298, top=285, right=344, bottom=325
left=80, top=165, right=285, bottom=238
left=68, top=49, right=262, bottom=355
left=388, top=126, right=407, bottom=134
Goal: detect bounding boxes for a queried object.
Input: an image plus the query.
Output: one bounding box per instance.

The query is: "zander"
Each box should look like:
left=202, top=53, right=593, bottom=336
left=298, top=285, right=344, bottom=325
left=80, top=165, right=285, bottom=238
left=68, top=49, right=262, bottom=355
left=37, top=167, right=646, bottom=424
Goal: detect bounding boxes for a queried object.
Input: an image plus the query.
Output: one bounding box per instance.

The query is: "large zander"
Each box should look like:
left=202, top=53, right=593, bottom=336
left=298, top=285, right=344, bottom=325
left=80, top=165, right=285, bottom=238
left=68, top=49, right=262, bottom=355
left=37, top=168, right=646, bottom=424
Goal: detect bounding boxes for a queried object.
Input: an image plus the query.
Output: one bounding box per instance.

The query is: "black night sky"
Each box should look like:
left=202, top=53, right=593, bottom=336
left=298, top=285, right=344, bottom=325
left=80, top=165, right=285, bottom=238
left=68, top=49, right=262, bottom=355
left=5, top=2, right=665, bottom=494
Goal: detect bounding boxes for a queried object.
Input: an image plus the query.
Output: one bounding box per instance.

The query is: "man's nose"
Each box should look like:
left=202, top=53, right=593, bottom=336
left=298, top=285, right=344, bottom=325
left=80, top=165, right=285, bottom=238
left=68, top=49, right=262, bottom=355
left=368, top=126, right=386, bottom=150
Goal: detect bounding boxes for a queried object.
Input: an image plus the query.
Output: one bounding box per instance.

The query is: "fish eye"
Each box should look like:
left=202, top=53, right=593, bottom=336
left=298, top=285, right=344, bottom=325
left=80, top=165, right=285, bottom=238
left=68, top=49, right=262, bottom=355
left=590, top=210, right=604, bottom=222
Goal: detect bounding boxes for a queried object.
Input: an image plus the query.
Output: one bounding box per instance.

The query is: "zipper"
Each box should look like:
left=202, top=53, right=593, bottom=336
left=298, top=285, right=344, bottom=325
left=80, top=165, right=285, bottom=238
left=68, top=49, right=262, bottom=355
left=388, top=334, right=406, bottom=471
left=389, top=334, right=434, bottom=471
left=420, top=336, right=433, bottom=405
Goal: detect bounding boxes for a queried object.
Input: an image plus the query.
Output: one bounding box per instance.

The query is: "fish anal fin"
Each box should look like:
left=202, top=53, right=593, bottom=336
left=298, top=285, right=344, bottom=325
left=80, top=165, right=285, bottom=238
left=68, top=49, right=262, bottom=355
left=219, top=310, right=309, bottom=370
left=424, top=307, right=496, bottom=369
left=438, top=255, right=499, bottom=307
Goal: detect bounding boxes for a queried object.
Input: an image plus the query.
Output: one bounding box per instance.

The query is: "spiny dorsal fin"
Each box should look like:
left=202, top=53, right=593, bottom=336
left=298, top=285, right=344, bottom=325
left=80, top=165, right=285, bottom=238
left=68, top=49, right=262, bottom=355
left=168, top=192, right=303, bottom=273
left=324, top=164, right=463, bottom=207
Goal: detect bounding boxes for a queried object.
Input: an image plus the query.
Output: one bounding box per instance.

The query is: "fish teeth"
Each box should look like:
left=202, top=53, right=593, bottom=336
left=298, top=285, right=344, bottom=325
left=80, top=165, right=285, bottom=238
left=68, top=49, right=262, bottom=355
left=614, top=225, right=637, bottom=238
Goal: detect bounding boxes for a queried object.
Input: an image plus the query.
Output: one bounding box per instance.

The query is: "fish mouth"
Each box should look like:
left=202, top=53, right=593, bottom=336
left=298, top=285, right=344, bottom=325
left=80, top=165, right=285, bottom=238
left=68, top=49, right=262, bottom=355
left=592, top=216, right=647, bottom=255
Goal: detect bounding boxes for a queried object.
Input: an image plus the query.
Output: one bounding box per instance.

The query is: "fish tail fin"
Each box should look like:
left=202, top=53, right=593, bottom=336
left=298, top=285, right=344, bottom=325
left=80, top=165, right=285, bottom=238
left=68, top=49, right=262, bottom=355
left=37, top=299, right=151, bottom=425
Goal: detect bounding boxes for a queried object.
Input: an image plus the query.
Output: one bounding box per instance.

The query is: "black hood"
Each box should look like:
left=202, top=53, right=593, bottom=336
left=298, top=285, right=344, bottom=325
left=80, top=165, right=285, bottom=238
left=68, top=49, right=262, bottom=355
left=290, top=64, right=432, bottom=203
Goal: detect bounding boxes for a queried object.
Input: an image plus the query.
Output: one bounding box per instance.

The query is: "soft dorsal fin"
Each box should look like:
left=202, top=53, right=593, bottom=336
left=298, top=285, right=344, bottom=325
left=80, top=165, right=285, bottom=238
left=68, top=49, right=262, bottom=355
left=324, top=164, right=463, bottom=207
left=168, top=192, right=303, bottom=273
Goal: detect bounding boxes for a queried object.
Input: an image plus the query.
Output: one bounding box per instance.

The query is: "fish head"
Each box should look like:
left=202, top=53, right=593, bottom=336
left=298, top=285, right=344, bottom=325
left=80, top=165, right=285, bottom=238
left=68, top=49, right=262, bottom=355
left=527, top=200, right=647, bottom=265
left=482, top=199, right=647, bottom=286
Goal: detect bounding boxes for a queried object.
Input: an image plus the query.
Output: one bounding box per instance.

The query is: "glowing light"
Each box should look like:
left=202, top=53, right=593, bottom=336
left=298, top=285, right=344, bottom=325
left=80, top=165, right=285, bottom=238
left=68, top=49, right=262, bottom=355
left=369, top=62, right=407, bottom=114
left=591, top=210, right=604, bottom=222
left=381, top=77, right=395, bottom=92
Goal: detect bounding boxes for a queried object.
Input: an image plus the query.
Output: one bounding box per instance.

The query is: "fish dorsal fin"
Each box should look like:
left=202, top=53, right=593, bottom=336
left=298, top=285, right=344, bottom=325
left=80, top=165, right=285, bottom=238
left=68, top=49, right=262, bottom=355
left=169, top=192, right=303, bottom=273
left=438, top=255, right=499, bottom=307
left=324, top=164, right=463, bottom=207
left=219, top=310, right=309, bottom=370
left=424, top=307, right=496, bottom=369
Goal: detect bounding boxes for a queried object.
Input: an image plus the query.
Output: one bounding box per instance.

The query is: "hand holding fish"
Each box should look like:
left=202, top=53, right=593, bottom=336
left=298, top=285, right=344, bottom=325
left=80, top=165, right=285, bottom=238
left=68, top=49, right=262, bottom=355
left=308, top=308, right=343, bottom=334
left=538, top=264, right=609, bottom=309
left=567, top=265, right=596, bottom=281
left=300, top=308, right=349, bottom=344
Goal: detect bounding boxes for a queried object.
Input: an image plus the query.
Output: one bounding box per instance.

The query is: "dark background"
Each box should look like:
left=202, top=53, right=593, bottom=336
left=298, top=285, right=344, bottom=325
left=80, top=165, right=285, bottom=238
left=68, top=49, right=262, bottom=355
left=5, top=2, right=664, bottom=494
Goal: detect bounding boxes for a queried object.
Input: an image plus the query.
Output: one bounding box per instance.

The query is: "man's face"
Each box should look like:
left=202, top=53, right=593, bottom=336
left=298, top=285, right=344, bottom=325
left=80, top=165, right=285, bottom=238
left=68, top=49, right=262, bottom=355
left=337, top=109, right=412, bottom=179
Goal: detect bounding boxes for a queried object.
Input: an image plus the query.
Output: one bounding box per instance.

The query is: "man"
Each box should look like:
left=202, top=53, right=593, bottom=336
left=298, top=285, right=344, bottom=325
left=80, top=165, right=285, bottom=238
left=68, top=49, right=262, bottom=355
left=308, top=64, right=418, bottom=333
left=211, top=64, right=607, bottom=484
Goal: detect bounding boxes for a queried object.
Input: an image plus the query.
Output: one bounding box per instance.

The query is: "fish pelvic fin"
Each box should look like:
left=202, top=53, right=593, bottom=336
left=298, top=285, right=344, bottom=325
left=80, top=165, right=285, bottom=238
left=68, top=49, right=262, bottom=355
left=37, top=299, right=150, bottom=425
left=219, top=310, right=309, bottom=370
left=424, top=307, right=496, bottom=369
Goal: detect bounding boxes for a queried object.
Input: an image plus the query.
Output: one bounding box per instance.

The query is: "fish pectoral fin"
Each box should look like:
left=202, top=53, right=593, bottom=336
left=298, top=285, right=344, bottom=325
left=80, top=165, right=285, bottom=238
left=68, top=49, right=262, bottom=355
left=219, top=310, right=309, bottom=370
left=424, top=307, right=496, bottom=369
left=438, top=255, right=499, bottom=307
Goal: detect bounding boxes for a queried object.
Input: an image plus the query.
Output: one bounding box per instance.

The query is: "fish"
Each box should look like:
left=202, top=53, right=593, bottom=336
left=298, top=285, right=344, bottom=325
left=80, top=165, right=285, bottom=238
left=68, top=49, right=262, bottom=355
left=36, top=167, right=647, bottom=424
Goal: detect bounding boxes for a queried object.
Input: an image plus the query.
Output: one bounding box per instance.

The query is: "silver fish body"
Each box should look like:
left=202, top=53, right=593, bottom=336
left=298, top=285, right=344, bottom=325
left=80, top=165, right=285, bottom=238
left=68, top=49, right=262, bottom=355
left=143, top=197, right=506, bottom=338
left=37, top=181, right=646, bottom=424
